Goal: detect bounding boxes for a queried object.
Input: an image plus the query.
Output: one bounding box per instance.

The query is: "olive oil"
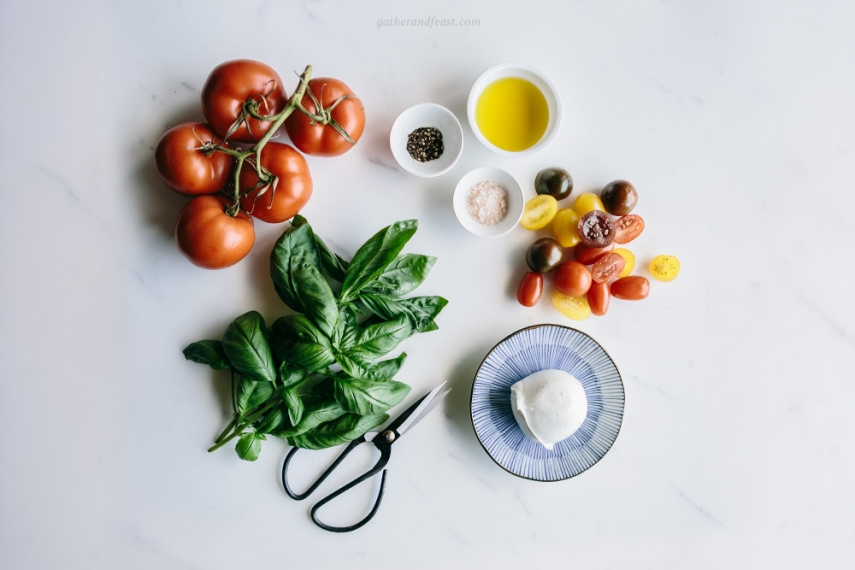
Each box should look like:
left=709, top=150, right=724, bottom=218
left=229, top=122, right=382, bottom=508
left=475, top=77, right=549, bottom=152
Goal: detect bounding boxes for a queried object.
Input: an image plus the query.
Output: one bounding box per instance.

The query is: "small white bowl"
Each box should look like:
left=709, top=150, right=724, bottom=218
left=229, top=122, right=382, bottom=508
left=389, top=103, right=463, bottom=177
left=452, top=166, right=524, bottom=238
left=467, top=62, right=562, bottom=157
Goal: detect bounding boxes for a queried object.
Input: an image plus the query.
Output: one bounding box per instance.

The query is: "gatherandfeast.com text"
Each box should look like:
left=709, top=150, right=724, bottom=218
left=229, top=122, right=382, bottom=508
left=377, top=17, right=480, bottom=29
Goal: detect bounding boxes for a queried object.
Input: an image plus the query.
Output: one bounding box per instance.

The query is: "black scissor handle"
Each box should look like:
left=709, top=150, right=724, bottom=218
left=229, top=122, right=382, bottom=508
left=311, top=467, right=388, bottom=533
left=282, top=437, right=365, bottom=500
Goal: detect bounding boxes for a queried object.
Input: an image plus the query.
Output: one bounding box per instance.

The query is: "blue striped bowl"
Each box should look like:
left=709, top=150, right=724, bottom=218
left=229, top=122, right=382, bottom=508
left=470, top=325, right=624, bottom=481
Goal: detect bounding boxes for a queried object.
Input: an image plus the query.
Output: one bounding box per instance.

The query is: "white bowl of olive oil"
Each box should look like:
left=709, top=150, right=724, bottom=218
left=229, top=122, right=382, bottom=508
left=467, top=62, right=561, bottom=157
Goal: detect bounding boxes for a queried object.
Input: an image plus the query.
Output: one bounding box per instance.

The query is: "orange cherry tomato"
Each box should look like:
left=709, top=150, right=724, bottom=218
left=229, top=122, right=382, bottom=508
left=614, top=214, right=645, bottom=244
left=574, top=242, right=614, bottom=265
left=517, top=272, right=544, bottom=307
left=553, top=261, right=592, bottom=297
left=610, top=276, right=650, bottom=300
left=591, top=252, right=626, bottom=284
left=587, top=281, right=610, bottom=316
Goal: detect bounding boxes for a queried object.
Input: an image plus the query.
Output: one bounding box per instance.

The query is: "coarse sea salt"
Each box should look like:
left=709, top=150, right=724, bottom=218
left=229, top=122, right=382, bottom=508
left=466, top=180, right=508, bottom=226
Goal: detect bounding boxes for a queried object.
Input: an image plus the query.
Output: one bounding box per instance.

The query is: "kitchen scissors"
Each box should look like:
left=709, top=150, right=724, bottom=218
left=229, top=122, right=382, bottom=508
left=281, top=381, right=451, bottom=533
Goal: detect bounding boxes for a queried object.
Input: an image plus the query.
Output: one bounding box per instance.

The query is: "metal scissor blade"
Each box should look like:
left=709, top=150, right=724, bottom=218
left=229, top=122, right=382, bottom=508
left=388, top=381, right=450, bottom=437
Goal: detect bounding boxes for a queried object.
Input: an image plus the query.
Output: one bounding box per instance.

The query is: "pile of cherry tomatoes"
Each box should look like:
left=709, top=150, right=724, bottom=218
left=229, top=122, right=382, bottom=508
left=154, top=60, right=365, bottom=269
left=516, top=169, right=680, bottom=319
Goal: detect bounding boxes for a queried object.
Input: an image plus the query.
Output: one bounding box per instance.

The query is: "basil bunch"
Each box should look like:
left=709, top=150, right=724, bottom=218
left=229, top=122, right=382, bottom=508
left=183, top=216, right=447, bottom=461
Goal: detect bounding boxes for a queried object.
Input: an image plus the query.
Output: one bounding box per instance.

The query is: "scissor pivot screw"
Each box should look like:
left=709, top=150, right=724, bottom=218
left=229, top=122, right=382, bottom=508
left=382, top=430, right=396, bottom=442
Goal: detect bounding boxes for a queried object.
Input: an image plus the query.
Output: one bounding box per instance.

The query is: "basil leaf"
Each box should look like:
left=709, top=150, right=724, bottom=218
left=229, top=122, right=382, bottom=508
left=236, top=378, right=275, bottom=415
left=270, top=218, right=338, bottom=337
left=278, top=362, right=307, bottom=389
left=182, top=340, right=230, bottom=371
left=223, top=312, right=275, bottom=382
left=236, top=432, right=264, bottom=461
left=332, top=304, right=359, bottom=351
left=360, top=294, right=448, bottom=334
left=314, top=232, right=349, bottom=283
left=333, top=376, right=411, bottom=415
left=274, top=398, right=346, bottom=437
left=289, top=413, right=389, bottom=450
left=282, top=388, right=304, bottom=426
left=336, top=352, right=406, bottom=382
left=361, top=254, right=437, bottom=298
left=256, top=407, right=285, bottom=434
left=339, top=220, right=418, bottom=302
left=345, top=315, right=411, bottom=361
left=270, top=315, right=335, bottom=371
left=371, top=353, right=408, bottom=381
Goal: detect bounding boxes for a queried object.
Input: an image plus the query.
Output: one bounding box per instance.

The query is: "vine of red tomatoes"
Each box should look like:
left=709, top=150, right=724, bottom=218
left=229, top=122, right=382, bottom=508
left=155, top=60, right=365, bottom=269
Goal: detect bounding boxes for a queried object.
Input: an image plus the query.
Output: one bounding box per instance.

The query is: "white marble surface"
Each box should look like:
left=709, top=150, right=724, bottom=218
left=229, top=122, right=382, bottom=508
left=2, top=0, right=854, bottom=567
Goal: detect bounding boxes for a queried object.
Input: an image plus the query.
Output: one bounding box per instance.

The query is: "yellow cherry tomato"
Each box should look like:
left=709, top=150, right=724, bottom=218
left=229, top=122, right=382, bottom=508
left=613, top=248, right=635, bottom=278
left=520, top=195, right=558, bottom=230
left=552, top=208, right=581, bottom=247
left=552, top=291, right=591, bottom=320
left=649, top=254, right=680, bottom=282
left=573, top=192, right=605, bottom=216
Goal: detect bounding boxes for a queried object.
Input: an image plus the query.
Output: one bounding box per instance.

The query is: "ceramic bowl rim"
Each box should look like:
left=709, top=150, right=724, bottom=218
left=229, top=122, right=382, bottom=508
left=389, top=102, right=464, bottom=177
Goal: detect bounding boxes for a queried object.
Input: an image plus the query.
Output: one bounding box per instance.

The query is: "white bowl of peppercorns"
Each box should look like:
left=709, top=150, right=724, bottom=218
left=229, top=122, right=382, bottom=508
left=390, top=103, right=463, bottom=177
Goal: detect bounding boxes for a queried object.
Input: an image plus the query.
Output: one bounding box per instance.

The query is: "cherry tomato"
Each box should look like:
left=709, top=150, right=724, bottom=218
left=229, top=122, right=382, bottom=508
left=600, top=180, right=638, bottom=216
left=517, top=272, right=544, bottom=307
left=285, top=77, right=365, bottom=156
left=526, top=237, right=564, bottom=273
left=591, top=253, right=626, bottom=284
left=574, top=242, right=615, bottom=265
left=154, top=122, right=233, bottom=196
left=535, top=167, right=573, bottom=200
left=520, top=195, right=558, bottom=230
left=175, top=194, right=255, bottom=269
left=578, top=210, right=615, bottom=248
left=239, top=143, right=312, bottom=223
left=552, top=291, right=591, bottom=320
left=610, top=276, right=650, bottom=300
left=573, top=192, right=605, bottom=216
left=553, top=261, right=592, bottom=297
left=614, top=214, right=645, bottom=244
left=613, top=248, right=636, bottom=278
left=649, top=254, right=681, bottom=282
left=201, top=59, right=288, bottom=143
left=552, top=208, right=581, bottom=247
left=587, top=281, right=610, bottom=316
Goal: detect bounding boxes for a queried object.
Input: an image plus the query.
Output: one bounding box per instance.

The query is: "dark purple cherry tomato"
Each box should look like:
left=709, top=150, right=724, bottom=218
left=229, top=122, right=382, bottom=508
left=574, top=242, right=614, bottom=265
left=614, top=214, right=644, bottom=244
left=526, top=237, right=564, bottom=273
left=610, top=276, right=650, bottom=300
left=535, top=167, right=573, bottom=201
left=553, top=261, right=592, bottom=297
left=591, top=252, right=626, bottom=283
left=601, top=180, right=638, bottom=216
left=578, top=210, right=615, bottom=248
left=517, top=272, right=544, bottom=307
left=587, top=281, right=610, bottom=316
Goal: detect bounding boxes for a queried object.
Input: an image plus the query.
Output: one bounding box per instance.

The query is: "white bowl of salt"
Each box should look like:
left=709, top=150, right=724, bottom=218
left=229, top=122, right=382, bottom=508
left=452, top=166, right=524, bottom=237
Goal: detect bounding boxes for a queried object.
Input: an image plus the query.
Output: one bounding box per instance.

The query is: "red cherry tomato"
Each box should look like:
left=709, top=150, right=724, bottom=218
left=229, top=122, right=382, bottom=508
left=201, top=59, right=288, bottom=143
left=614, top=214, right=645, bottom=244
left=610, top=276, right=650, bottom=300
left=591, top=252, right=626, bottom=284
left=587, top=281, right=610, bottom=316
left=574, top=242, right=615, bottom=265
left=553, top=261, right=592, bottom=297
left=517, top=272, right=544, bottom=307
left=239, top=143, right=313, bottom=223
left=175, top=194, right=255, bottom=269
left=154, top=122, right=233, bottom=195
left=285, top=77, right=365, bottom=156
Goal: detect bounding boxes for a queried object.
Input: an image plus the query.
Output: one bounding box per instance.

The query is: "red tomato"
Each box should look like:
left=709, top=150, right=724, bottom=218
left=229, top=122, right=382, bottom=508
left=614, top=214, right=645, bottom=244
left=591, top=253, right=626, bottom=283
left=553, top=261, right=592, bottom=297
left=239, top=143, right=312, bottom=223
left=587, top=281, right=610, bottom=316
left=517, top=272, right=544, bottom=307
left=154, top=122, right=233, bottom=195
left=610, top=276, right=650, bottom=300
left=175, top=194, right=255, bottom=269
left=201, top=60, right=288, bottom=143
left=574, top=242, right=615, bottom=265
left=285, top=77, right=365, bottom=156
